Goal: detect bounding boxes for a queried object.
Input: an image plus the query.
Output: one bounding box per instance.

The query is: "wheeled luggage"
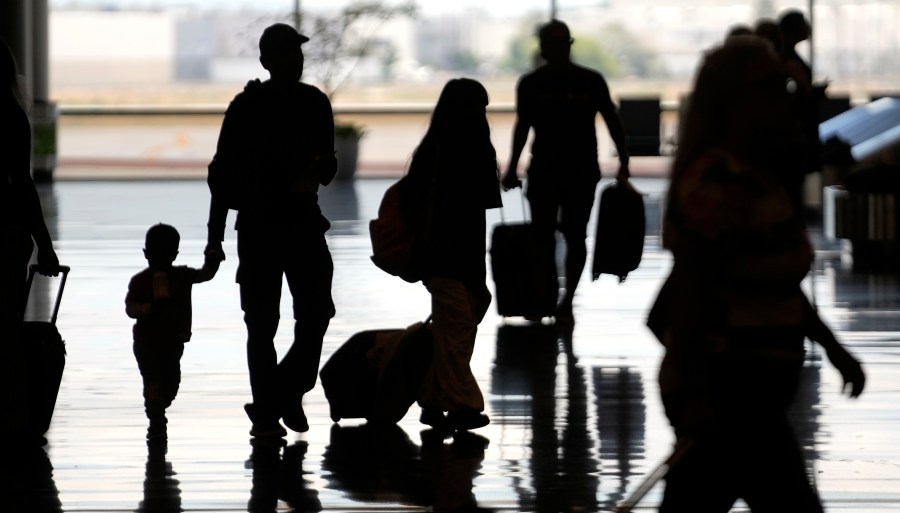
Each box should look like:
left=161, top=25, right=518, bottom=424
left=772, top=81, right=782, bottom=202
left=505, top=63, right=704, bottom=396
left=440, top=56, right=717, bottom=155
left=319, top=318, right=432, bottom=424
left=489, top=220, right=559, bottom=319
left=592, top=180, right=646, bottom=282
left=21, top=264, right=70, bottom=441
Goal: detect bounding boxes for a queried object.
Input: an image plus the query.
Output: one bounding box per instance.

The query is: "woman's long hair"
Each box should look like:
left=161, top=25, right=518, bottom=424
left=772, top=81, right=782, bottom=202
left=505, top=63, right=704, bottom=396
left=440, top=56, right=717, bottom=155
left=408, top=78, right=497, bottom=180
left=1, top=37, right=28, bottom=111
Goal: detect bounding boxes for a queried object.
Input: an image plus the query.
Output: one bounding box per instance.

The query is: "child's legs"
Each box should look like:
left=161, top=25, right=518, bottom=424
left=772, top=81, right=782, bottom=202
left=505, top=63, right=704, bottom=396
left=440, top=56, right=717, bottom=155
left=134, top=341, right=184, bottom=419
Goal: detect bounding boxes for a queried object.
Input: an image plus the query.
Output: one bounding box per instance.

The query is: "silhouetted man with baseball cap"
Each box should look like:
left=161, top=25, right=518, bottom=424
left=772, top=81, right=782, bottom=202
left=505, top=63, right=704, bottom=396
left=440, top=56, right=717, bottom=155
left=205, top=23, right=337, bottom=438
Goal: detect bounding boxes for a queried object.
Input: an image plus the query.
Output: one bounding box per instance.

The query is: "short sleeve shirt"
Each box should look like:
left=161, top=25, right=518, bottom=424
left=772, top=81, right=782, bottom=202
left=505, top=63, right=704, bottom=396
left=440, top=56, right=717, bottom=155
left=517, top=62, right=617, bottom=174
left=126, top=266, right=202, bottom=344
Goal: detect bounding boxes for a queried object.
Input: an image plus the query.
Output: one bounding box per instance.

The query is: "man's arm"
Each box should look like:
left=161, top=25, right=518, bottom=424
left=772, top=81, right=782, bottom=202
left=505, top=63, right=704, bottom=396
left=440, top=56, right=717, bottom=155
left=205, top=94, right=246, bottom=259
left=597, top=79, right=631, bottom=181
left=502, top=118, right=530, bottom=190
left=502, top=79, right=531, bottom=190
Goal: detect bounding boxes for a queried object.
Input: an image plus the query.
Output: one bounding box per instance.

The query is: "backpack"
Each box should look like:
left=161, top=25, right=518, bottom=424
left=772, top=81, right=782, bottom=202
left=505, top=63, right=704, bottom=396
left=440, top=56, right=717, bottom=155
left=369, top=177, right=424, bottom=283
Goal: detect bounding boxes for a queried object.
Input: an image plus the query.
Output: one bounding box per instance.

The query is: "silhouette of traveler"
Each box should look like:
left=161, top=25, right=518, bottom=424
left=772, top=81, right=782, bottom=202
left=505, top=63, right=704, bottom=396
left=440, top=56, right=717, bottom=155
left=1, top=37, right=60, bottom=441
left=400, top=78, right=502, bottom=432
left=205, top=23, right=337, bottom=438
left=779, top=9, right=824, bottom=211
left=500, top=19, right=631, bottom=324
left=648, top=37, right=864, bottom=512
left=126, top=223, right=219, bottom=441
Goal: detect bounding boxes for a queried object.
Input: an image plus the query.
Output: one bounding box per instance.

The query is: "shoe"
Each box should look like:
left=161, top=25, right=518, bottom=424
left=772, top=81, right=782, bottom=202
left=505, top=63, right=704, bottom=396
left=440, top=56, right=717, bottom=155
left=245, top=403, right=287, bottom=439
left=249, top=423, right=287, bottom=439
left=419, top=408, right=447, bottom=429
left=447, top=409, right=490, bottom=431
left=281, top=404, right=309, bottom=433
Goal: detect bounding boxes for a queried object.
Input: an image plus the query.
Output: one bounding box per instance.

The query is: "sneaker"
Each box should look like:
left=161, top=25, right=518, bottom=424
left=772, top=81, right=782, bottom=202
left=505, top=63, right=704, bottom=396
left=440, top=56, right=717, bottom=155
left=245, top=403, right=287, bottom=439
left=447, top=409, right=490, bottom=431
left=281, top=404, right=309, bottom=433
left=419, top=408, right=447, bottom=429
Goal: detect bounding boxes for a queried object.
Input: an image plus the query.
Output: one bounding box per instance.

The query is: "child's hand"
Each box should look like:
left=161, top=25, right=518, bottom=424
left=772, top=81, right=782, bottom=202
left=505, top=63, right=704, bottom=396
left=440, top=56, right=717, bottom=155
left=204, top=241, right=226, bottom=263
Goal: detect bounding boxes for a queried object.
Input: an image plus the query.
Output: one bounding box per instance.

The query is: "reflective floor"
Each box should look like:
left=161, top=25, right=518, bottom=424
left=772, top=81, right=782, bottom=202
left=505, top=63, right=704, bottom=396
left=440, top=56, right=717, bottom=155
left=12, top=177, right=900, bottom=512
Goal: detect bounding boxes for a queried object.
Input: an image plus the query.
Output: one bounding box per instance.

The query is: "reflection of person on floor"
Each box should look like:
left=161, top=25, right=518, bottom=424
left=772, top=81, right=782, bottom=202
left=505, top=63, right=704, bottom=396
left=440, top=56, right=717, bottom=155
left=136, top=440, right=183, bottom=513
left=204, top=23, right=337, bottom=438
left=500, top=19, right=630, bottom=325
left=420, top=430, right=492, bottom=513
left=247, top=440, right=321, bottom=512
left=9, top=445, right=62, bottom=512
left=401, top=78, right=502, bottom=432
left=1, top=37, right=61, bottom=443
left=648, top=37, right=864, bottom=512
left=126, top=223, right=219, bottom=441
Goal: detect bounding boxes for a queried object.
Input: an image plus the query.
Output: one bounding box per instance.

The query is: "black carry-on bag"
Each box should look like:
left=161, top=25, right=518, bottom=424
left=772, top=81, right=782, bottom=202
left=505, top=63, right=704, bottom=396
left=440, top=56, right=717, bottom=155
left=319, top=317, right=432, bottom=425
left=21, top=264, right=70, bottom=441
left=592, top=180, right=646, bottom=283
left=489, top=190, right=558, bottom=319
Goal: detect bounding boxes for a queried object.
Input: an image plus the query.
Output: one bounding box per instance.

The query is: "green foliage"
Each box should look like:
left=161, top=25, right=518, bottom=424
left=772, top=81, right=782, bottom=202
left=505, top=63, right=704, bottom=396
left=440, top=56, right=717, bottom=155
left=335, top=122, right=366, bottom=138
left=501, top=18, right=666, bottom=79
left=303, top=1, right=418, bottom=100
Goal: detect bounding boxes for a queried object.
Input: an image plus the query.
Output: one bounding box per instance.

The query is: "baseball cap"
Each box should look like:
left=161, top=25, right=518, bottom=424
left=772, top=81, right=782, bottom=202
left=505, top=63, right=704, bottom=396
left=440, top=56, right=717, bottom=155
left=259, top=23, right=310, bottom=58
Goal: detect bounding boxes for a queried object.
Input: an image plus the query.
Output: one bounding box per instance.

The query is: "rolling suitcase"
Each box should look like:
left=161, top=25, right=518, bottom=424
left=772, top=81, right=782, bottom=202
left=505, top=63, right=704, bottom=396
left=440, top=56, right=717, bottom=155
left=320, top=318, right=432, bottom=424
left=21, top=264, right=69, bottom=441
left=489, top=192, right=558, bottom=319
left=592, top=180, right=646, bottom=283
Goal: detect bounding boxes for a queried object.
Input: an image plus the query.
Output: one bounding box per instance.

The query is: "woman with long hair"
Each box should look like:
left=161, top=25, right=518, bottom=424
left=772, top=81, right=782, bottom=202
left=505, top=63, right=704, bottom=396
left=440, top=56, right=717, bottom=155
left=401, top=78, right=502, bottom=431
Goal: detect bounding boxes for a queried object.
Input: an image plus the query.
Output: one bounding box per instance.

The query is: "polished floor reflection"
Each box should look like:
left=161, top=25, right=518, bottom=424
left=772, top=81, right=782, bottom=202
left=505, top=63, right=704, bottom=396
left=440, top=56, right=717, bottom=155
left=13, top=178, right=900, bottom=512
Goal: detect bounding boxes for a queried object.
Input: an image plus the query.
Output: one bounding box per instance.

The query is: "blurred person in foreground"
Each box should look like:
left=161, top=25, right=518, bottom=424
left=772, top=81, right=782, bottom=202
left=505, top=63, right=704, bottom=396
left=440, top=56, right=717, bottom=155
left=648, top=36, right=864, bottom=512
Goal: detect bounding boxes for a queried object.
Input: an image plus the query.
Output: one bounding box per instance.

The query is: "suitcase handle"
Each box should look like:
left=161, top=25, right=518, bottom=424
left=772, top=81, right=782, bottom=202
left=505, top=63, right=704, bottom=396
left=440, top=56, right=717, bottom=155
left=499, top=186, right=531, bottom=225
left=25, top=264, right=71, bottom=325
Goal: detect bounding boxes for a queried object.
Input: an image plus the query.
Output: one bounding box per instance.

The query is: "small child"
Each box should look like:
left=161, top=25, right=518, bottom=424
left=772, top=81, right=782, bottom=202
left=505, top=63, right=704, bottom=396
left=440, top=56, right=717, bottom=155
left=125, top=223, right=220, bottom=440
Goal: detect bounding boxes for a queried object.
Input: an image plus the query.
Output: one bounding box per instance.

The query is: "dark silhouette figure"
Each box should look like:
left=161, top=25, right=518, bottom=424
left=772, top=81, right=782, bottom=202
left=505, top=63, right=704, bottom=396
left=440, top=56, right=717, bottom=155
left=1, top=37, right=60, bottom=443
left=205, top=23, right=337, bottom=438
left=500, top=19, right=631, bottom=325
left=246, top=439, right=322, bottom=512
left=126, top=223, right=219, bottom=441
left=399, top=77, right=502, bottom=432
left=779, top=9, right=825, bottom=210
left=648, top=38, right=864, bottom=512
left=753, top=18, right=784, bottom=54
left=135, top=440, right=183, bottom=513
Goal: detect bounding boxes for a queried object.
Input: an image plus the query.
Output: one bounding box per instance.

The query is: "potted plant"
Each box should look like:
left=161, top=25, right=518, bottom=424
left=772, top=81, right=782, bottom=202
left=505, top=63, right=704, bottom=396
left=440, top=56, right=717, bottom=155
left=333, top=121, right=366, bottom=180
left=302, top=1, right=417, bottom=179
